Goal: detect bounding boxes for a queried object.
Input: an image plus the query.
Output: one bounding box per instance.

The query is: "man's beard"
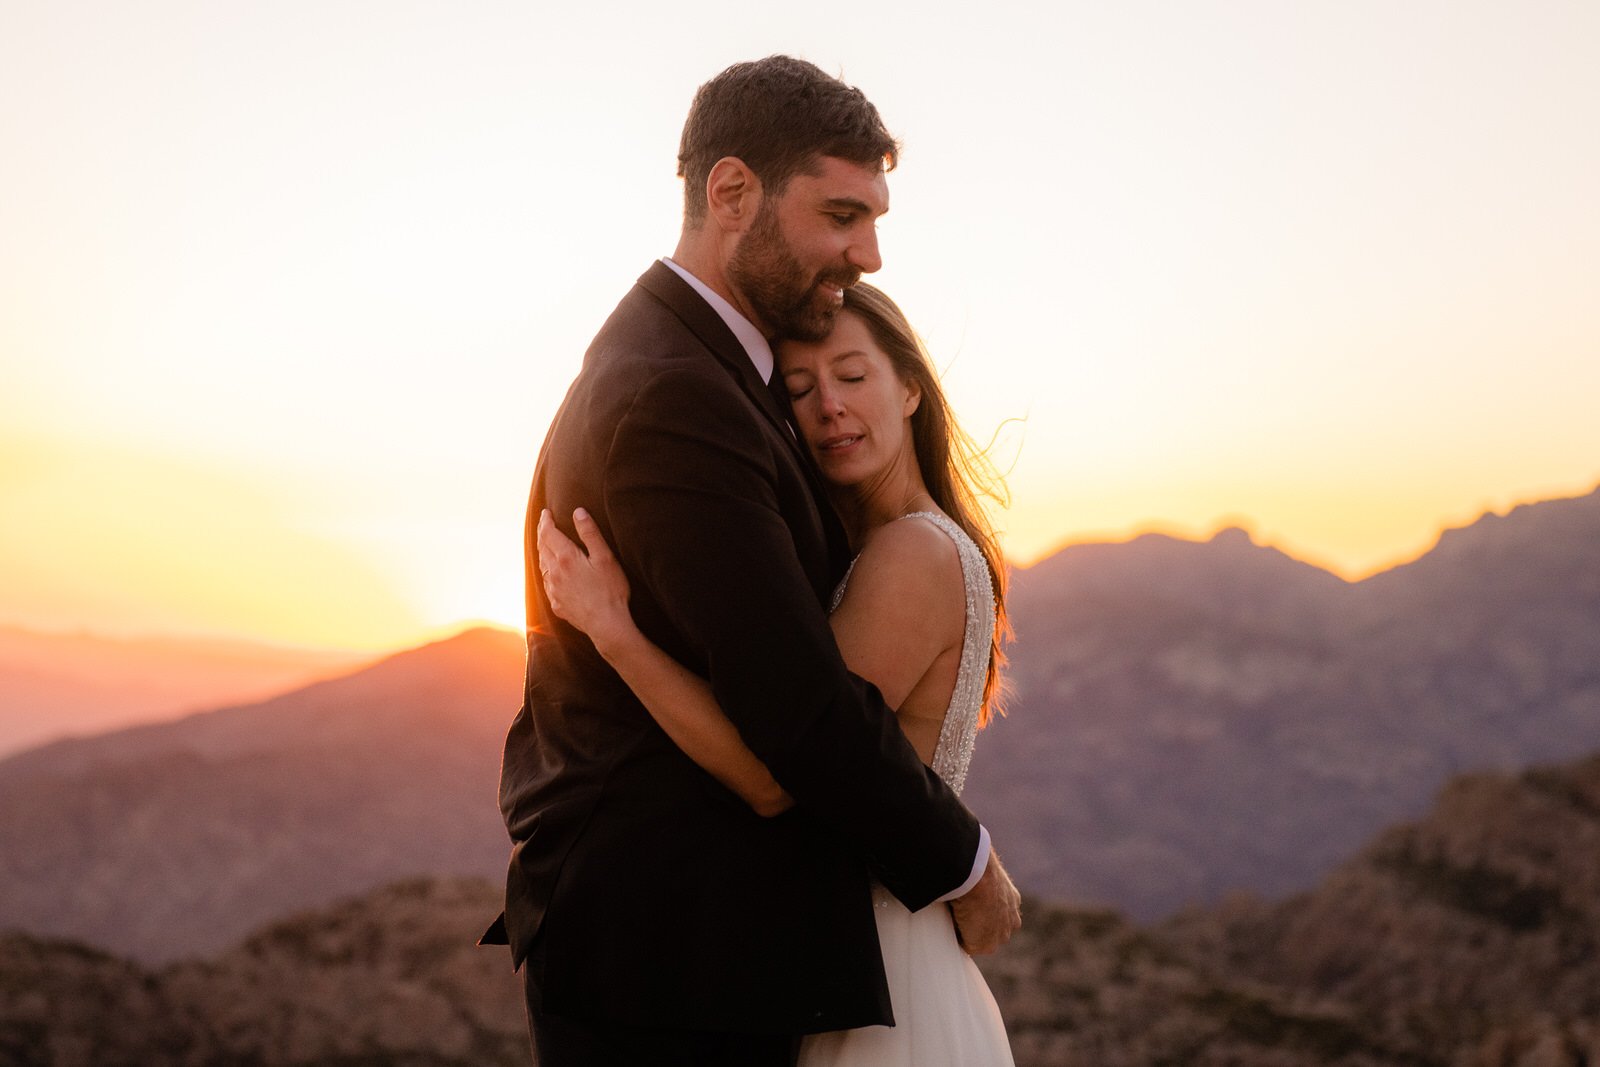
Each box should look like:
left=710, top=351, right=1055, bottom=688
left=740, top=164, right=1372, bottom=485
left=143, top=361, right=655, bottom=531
left=728, top=201, right=859, bottom=342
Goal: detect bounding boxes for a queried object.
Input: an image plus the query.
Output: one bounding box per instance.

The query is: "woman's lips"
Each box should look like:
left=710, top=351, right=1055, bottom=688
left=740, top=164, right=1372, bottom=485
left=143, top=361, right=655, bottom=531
left=817, top=433, right=862, bottom=454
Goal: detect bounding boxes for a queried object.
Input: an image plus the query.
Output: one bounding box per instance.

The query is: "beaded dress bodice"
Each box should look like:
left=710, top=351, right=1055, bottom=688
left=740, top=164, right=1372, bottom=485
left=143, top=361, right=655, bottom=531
left=829, top=511, right=995, bottom=796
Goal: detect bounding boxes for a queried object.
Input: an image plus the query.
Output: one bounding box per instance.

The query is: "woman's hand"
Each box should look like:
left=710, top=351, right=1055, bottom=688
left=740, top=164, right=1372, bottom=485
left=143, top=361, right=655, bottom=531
left=538, top=507, right=636, bottom=654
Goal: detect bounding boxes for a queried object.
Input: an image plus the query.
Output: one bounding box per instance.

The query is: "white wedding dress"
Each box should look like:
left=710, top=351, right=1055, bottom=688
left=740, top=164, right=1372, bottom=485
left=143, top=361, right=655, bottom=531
left=799, top=511, right=1015, bottom=1067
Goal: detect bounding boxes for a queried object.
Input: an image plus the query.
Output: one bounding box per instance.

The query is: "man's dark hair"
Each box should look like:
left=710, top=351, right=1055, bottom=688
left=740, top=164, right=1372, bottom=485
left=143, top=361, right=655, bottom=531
left=677, top=55, right=899, bottom=227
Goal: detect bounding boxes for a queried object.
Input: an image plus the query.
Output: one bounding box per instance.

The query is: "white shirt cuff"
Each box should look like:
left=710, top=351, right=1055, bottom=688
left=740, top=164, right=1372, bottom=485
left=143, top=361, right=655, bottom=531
left=935, top=824, right=990, bottom=903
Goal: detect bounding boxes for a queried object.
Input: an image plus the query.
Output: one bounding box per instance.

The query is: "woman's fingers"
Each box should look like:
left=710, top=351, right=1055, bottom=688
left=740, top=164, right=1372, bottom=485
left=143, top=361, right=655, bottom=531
left=537, top=506, right=628, bottom=637
left=538, top=508, right=581, bottom=568
left=572, top=507, right=615, bottom=565
left=537, top=507, right=610, bottom=569
left=538, top=514, right=583, bottom=625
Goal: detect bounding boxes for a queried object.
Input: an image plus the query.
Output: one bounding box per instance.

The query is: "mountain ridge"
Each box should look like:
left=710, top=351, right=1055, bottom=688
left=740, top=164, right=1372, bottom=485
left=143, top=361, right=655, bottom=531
left=0, top=625, right=519, bottom=784
left=0, top=624, right=372, bottom=758
left=968, top=485, right=1600, bottom=914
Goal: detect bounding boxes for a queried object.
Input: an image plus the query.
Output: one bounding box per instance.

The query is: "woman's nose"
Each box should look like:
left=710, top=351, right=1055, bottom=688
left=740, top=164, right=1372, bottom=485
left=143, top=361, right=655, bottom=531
left=816, top=383, right=846, bottom=419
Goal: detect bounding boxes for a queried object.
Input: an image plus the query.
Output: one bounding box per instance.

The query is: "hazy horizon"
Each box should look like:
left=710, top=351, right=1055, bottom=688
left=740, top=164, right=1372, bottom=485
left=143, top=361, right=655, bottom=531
left=5, top=480, right=1596, bottom=655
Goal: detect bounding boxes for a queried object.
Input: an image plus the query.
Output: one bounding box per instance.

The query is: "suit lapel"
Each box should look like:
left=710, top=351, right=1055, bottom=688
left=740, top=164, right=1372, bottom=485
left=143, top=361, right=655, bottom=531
left=636, top=262, right=790, bottom=437
left=635, top=261, right=852, bottom=579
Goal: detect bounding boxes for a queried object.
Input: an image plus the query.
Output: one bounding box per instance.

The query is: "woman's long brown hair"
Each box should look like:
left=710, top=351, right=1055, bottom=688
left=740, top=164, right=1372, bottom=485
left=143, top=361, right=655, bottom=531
left=840, top=283, right=1011, bottom=724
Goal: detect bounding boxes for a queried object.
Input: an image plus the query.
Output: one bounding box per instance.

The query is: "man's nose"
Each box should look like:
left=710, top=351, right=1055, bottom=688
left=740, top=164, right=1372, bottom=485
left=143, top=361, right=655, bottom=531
left=847, top=227, right=882, bottom=275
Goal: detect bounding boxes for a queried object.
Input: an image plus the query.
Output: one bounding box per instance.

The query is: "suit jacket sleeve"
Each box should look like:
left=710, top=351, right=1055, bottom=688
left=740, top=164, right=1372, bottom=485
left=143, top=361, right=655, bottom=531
left=601, top=364, right=981, bottom=911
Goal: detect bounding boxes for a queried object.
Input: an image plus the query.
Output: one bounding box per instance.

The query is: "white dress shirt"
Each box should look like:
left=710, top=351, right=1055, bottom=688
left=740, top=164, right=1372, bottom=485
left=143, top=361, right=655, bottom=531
left=659, top=256, right=990, bottom=903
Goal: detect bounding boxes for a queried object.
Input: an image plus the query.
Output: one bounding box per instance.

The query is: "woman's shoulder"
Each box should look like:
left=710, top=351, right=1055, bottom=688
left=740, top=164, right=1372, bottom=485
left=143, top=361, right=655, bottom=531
left=863, top=510, right=964, bottom=562
left=843, top=512, right=965, bottom=616
left=830, top=513, right=966, bottom=669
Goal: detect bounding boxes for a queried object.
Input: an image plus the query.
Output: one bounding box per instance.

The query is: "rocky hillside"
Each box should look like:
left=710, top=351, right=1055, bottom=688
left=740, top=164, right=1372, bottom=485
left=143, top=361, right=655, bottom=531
left=1162, top=752, right=1600, bottom=1063
left=0, top=878, right=525, bottom=1067
left=8, top=750, right=1598, bottom=1066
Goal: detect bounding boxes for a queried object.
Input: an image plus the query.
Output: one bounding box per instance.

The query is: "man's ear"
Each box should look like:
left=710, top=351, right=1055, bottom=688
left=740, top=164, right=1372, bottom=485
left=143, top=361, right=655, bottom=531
left=706, top=157, right=762, bottom=233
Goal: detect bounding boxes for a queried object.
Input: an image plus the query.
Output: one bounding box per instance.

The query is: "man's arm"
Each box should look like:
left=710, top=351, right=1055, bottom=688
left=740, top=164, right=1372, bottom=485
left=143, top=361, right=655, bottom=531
left=600, top=365, right=978, bottom=910
left=541, top=502, right=1018, bottom=952
left=539, top=507, right=793, bottom=817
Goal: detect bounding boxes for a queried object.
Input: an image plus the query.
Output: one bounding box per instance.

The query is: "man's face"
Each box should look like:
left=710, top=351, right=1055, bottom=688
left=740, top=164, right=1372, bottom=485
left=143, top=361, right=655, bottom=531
left=728, top=156, right=888, bottom=342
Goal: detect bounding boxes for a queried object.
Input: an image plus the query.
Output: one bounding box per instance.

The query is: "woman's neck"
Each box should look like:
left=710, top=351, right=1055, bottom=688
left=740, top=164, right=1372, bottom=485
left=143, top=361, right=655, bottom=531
left=829, top=452, right=938, bottom=550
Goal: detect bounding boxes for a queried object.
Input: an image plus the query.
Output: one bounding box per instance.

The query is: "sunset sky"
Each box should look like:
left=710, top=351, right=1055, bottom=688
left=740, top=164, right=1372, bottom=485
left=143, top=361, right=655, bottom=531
left=3, top=1, right=1597, bottom=651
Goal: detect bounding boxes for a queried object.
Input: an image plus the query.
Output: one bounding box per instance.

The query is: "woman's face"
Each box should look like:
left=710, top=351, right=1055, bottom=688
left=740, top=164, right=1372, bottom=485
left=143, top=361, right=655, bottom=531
left=778, top=310, right=921, bottom=490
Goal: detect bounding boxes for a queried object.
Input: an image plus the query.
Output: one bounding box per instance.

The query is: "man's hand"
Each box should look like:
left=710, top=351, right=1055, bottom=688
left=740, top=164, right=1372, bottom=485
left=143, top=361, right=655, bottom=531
left=948, top=848, right=1021, bottom=955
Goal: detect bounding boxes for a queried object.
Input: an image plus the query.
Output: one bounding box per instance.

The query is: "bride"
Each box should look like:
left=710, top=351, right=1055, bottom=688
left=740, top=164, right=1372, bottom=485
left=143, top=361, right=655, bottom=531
left=536, top=281, right=1016, bottom=1066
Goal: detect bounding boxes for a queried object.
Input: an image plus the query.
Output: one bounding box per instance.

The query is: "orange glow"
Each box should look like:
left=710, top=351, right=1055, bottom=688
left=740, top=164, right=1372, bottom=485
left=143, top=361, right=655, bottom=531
left=0, top=433, right=428, bottom=651
left=2, top=3, right=1597, bottom=650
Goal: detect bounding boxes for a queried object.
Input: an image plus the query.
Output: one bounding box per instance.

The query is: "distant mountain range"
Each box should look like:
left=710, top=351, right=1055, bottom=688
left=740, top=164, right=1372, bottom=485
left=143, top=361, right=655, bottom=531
left=8, top=749, right=1597, bottom=1065
left=0, top=625, right=369, bottom=757
left=1, top=487, right=1595, bottom=964
left=0, top=627, right=521, bottom=963
left=968, top=486, right=1600, bottom=915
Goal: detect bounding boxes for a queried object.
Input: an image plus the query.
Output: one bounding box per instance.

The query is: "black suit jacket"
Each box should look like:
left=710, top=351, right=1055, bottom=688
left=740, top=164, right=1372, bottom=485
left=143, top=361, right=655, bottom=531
left=496, top=261, right=981, bottom=1034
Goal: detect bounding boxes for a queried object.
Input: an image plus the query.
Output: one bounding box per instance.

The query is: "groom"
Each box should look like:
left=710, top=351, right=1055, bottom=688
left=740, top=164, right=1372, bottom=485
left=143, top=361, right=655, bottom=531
left=492, top=55, right=1019, bottom=1066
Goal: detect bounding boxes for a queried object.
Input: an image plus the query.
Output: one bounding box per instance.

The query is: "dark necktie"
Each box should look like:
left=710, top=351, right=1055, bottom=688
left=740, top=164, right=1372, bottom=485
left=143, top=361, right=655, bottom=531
left=765, top=369, right=792, bottom=426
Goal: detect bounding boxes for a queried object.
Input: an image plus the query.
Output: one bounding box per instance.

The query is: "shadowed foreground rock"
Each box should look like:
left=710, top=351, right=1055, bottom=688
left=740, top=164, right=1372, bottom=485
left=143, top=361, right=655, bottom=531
left=1163, top=753, right=1600, bottom=1065
left=6, top=751, right=1598, bottom=1066
left=1, top=879, right=526, bottom=1067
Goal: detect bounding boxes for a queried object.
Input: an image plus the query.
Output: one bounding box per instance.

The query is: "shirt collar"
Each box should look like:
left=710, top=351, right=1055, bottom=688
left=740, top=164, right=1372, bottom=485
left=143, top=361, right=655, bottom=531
left=660, top=257, right=775, bottom=384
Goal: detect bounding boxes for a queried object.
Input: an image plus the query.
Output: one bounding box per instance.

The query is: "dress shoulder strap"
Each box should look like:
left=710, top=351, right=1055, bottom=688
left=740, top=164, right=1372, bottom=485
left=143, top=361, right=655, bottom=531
left=827, top=511, right=994, bottom=794
left=896, top=512, right=994, bottom=795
